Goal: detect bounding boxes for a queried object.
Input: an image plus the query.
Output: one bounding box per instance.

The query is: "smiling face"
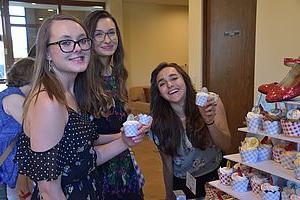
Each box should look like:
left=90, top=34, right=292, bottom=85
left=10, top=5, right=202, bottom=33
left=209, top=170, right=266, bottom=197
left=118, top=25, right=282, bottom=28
left=93, top=18, right=118, bottom=57
left=156, top=67, right=187, bottom=105
left=47, top=20, right=90, bottom=76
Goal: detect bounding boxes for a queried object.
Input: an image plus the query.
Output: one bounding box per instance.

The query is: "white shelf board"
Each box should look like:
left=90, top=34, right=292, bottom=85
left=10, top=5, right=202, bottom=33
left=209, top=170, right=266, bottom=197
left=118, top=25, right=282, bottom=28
left=238, top=127, right=300, bottom=143
left=209, top=180, right=257, bottom=200
left=224, top=153, right=300, bottom=184
left=284, top=100, right=300, bottom=106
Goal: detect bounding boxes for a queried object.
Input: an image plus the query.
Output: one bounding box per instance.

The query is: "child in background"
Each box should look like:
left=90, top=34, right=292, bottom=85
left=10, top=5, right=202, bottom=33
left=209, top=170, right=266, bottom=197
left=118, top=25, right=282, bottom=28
left=0, top=57, right=34, bottom=200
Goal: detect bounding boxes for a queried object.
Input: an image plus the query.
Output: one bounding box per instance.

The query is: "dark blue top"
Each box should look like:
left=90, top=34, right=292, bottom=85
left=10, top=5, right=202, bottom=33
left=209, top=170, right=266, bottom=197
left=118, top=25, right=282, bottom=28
left=0, top=87, right=24, bottom=188
left=92, top=75, right=144, bottom=200
left=16, top=109, right=101, bottom=199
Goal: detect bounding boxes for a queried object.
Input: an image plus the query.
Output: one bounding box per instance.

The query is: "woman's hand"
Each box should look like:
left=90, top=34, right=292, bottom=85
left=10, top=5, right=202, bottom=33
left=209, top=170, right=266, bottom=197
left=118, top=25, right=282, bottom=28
left=141, top=117, right=152, bottom=134
left=17, top=175, right=32, bottom=200
left=198, top=96, right=216, bottom=125
left=19, top=191, right=32, bottom=200
left=122, top=123, right=146, bottom=147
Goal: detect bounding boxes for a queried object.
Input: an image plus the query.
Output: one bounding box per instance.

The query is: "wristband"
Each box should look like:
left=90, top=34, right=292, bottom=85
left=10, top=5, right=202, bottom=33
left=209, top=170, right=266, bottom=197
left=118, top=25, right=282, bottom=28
left=205, top=121, right=215, bottom=126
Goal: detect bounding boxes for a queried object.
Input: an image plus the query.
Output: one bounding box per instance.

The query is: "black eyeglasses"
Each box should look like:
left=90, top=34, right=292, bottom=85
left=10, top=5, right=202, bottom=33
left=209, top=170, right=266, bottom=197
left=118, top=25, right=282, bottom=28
left=94, top=29, right=117, bottom=42
left=47, top=38, right=92, bottom=53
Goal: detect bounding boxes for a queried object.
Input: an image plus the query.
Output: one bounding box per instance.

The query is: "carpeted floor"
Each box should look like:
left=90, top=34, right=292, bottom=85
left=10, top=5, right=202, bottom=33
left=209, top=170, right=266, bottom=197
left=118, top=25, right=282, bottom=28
left=132, top=137, right=165, bottom=200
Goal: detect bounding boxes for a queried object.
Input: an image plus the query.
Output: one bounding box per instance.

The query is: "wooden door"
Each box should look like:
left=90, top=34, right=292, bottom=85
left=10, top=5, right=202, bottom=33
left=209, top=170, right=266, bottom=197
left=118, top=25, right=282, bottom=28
left=203, top=0, right=257, bottom=153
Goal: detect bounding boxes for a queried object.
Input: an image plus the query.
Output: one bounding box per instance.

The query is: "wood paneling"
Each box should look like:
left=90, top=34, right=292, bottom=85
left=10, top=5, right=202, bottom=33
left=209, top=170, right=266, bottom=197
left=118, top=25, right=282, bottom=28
left=203, top=0, right=257, bottom=153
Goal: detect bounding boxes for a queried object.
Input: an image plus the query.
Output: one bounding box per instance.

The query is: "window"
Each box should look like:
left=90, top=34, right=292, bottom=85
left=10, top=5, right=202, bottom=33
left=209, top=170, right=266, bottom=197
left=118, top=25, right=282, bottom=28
left=9, top=5, right=28, bottom=58
left=0, top=10, right=6, bottom=80
left=0, top=0, right=105, bottom=78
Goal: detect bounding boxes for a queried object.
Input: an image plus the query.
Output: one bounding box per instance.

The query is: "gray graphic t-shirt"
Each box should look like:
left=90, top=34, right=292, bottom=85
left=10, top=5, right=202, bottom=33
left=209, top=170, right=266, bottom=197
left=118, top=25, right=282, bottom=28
left=173, top=133, right=222, bottom=179
left=148, top=130, right=222, bottom=179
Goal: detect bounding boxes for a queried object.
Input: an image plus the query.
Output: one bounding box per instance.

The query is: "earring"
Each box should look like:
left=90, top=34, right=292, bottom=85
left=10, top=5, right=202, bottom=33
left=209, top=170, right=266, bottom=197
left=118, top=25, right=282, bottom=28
left=48, top=59, right=53, bottom=72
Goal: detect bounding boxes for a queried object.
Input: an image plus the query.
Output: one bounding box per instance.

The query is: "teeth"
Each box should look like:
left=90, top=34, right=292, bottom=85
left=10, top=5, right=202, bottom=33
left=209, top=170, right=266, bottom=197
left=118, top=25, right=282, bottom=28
left=169, top=89, right=178, bottom=94
left=70, top=56, right=83, bottom=61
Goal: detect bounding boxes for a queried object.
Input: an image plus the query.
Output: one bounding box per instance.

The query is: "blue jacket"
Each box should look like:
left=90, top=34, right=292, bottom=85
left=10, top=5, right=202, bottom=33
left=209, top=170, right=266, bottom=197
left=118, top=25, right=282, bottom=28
left=0, top=87, right=24, bottom=188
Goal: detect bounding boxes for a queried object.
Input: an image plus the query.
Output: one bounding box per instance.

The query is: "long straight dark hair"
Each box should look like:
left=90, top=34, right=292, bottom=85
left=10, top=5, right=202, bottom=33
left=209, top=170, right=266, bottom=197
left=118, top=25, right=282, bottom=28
left=77, top=10, right=128, bottom=117
left=150, top=62, right=212, bottom=156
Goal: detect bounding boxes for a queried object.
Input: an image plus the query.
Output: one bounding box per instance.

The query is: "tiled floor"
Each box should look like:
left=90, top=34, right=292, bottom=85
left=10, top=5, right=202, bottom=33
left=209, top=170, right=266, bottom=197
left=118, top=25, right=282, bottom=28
left=132, top=138, right=165, bottom=200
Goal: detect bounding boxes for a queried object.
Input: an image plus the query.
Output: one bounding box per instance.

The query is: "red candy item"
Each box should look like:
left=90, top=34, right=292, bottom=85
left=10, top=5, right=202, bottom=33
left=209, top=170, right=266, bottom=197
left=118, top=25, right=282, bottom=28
left=260, top=136, right=268, bottom=144
left=217, top=191, right=222, bottom=200
left=269, top=176, right=273, bottom=185
left=284, top=143, right=295, bottom=151
left=260, top=136, right=273, bottom=145
left=248, top=167, right=253, bottom=173
left=237, top=167, right=243, bottom=177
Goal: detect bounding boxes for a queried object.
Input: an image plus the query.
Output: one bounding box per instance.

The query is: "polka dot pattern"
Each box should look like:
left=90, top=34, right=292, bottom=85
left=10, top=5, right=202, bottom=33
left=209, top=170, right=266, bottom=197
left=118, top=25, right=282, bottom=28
left=15, top=109, right=101, bottom=199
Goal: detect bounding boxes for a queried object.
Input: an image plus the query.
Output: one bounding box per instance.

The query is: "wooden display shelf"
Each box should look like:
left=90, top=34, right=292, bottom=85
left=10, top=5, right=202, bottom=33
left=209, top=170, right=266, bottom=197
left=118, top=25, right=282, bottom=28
left=238, top=127, right=300, bottom=143
left=209, top=180, right=257, bottom=200
left=224, top=153, right=300, bottom=184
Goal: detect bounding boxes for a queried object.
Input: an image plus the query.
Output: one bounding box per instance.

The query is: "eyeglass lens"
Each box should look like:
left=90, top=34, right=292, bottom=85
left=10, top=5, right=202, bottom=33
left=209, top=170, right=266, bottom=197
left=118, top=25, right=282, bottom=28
left=94, top=30, right=117, bottom=42
left=59, top=38, right=92, bottom=53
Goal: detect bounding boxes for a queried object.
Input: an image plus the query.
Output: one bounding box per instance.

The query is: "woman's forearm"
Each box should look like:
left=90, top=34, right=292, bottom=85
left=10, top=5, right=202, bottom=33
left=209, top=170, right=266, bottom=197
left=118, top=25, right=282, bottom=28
left=94, top=137, right=128, bottom=165
left=94, top=133, right=122, bottom=145
left=38, top=179, right=66, bottom=200
left=159, top=152, right=174, bottom=200
left=40, top=192, right=66, bottom=200
left=207, top=123, right=231, bottom=152
left=206, top=98, right=231, bottom=152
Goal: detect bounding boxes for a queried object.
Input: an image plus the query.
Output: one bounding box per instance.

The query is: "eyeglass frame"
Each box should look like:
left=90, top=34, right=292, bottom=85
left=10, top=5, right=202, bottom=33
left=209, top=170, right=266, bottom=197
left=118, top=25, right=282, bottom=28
left=93, top=29, right=118, bottom=42
left=47, top=37, right=93, bottom=53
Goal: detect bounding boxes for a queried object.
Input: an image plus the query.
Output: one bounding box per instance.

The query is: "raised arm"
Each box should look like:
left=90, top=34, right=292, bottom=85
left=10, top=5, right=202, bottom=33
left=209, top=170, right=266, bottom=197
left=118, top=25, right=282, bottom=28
left=25, top=92, right=67, bottom=200
left=199, top=97, right=231, bottom=152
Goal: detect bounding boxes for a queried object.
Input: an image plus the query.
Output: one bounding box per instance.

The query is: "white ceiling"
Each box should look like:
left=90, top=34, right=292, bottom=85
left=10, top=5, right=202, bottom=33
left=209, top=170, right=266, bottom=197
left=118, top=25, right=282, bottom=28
left=124, top=0, right=188, bottom=6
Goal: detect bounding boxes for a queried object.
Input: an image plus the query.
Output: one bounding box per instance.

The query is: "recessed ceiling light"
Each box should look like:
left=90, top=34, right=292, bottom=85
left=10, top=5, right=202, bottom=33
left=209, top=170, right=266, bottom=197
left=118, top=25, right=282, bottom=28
left=32, top=3, right=36, bottom=5
left=48, top=9, right=54, bottom=12
left=38, top=17, right=44, bottom=21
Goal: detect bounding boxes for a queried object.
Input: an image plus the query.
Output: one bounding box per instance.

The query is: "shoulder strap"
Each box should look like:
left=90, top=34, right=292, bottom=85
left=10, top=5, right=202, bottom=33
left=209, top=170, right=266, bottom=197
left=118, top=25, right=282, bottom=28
left=0, top=136, right=18, bottom=166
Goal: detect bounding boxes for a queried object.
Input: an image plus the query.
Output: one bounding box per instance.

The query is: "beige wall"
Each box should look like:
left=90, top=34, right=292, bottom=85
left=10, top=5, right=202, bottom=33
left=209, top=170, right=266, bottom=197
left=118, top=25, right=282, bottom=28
left=107, top=0, right=300, bottom=99
left=254, top=0, right=300, bottom=100
left=123, top=2, right=188, bottom=87
left=188, top=0, right=202, bottom=90
left=187, top=0, right=300, bottom=100
left=106, top=0, right=124, bottom=34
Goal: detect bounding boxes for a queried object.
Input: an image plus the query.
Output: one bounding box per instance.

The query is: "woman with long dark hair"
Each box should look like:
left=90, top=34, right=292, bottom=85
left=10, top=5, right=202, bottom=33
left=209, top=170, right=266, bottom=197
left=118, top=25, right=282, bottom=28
left=76, top=10, right=148, bottom=200
left=150, top=62, right=231, bottom=199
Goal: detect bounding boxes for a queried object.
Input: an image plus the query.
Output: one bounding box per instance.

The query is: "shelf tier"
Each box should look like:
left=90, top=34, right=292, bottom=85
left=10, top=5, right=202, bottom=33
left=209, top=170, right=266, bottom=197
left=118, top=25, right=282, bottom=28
left=284, top=100, right=300, bottom=106
left=238, top=127, right=300, bottom=143
left=209, top=180, right=257, bottom=200
left=224, top=153, right=300, bottom=184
